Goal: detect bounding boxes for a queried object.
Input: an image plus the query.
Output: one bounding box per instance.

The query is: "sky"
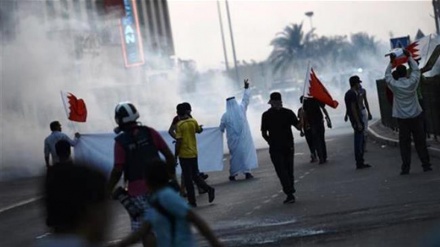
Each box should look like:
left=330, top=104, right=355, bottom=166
left=168, top=0, right=437, bottom=71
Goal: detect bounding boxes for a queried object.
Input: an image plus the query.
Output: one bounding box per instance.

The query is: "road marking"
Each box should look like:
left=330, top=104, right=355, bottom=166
left=0, top=196, right=43, bottom=214
left=299, top=175, right=305, bottom=179
left=245, top=211, right=252, bottom=216
left=254, top=205, right=261, bottom=210
left=36, top=232, right=51, bottom=239
left=263, top=199, right=271, bottom=204
left=294, top=180, right=299, bottom=183
left=305, top=171, right=310, bottom=175
left=295, top=153, right=304, bottom=156
left=271, top=194, right=278, bottom=198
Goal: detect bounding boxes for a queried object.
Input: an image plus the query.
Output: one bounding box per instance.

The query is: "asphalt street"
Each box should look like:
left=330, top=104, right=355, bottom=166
left=1, top=131, right=439, bottom=247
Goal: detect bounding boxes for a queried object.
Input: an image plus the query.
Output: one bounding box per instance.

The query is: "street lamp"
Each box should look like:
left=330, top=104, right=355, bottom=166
left=305, top=11, right=314, bottom=30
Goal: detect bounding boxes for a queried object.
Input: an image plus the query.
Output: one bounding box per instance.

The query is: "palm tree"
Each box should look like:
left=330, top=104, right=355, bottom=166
left=350, top=32, right=378, bottom=53
left=268, top=23, right=315, bottom=75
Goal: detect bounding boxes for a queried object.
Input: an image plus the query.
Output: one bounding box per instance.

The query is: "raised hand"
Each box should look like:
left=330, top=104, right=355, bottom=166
left=244, top=79, right=249, bottom=89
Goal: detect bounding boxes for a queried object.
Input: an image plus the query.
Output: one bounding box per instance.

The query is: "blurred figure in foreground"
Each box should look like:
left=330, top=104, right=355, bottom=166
left=110, top=160, right=224, bottom=247
left=108, top=102, right=177, bottom=246
left=37, top=164, right=110, bottom=247
left=220, top=79, right=257, bottom=181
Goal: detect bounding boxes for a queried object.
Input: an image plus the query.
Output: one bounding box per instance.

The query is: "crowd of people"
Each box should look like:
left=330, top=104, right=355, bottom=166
left=40, top=50, right=433, bottom=247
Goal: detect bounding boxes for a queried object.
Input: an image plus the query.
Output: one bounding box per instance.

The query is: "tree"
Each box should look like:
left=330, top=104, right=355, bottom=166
left=268, top=23, right=315, bottom=75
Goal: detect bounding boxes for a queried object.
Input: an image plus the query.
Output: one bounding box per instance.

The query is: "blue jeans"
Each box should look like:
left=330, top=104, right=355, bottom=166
left=354, top=130, right=365, bottom=166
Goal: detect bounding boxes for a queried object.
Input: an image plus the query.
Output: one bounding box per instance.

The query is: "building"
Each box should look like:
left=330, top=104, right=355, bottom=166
left=0, top=0, right=175, bottom=68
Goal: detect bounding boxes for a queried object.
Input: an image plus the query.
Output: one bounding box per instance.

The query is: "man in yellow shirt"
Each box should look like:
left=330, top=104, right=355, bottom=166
left=175, top=104, right=215, bottom=207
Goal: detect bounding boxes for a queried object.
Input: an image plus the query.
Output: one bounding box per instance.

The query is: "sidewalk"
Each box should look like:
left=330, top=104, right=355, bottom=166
left=368, top=119, right=440, bottom=158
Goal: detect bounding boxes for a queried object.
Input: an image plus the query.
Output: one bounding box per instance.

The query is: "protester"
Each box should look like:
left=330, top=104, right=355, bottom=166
left=107, top=102, right=177, bottom=246
left=298, top=96, right=317, bottom=163
left=108, top=160, right=224, bottom=247
left=261, top=92, right=301, bottom=204
left=37, top=164, right=110, bottom=247
left=220, top=79, right=257, bottom=181
left=168, top=102, right=208, bottom=196
left=302, top=97, right=332, bottom=164
left=345, top=83, right=373, bottom=152
left=385, top=49, right=432, bottom=175
left=344, top=76, right=371, bottom=170
left=54, top=140, right=74, bottom=166
left=175, top=104, right=215, bottom=207
left=44, top=121, right=79, bottom=168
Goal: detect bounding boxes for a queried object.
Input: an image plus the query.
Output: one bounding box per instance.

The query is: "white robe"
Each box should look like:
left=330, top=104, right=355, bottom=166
left=219, top=88, right=258, bottom=176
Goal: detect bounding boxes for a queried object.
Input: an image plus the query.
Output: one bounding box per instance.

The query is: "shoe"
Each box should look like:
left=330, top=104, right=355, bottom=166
left=356, top=164, right=371, bottom=169
left=245, top=173, right=254, bottom=179
left=283, top=194, right=296, bottom=204
left=319, top=160, right=326, bottom=164
left=198, top=187, right=207, bottom=194
left=310, top=155, right=317, bottom=163
left=208, top=188, right=215, bottom=203
left=423, top=167, right=433, bottom=172
left=189, top=202, right=197, bottom=207
left=199, top=173, right=209, bottom=180
left=400, top=170, right=410, bottom=175
left=229, top=176, right=236, bottom=181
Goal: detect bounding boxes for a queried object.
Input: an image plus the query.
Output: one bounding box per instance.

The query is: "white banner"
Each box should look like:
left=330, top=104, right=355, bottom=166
left=74, top=127, right=224, bottom=178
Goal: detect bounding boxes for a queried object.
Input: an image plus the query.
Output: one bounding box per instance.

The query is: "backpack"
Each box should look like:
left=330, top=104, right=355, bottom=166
left=115, top=126, right=161, bottom=182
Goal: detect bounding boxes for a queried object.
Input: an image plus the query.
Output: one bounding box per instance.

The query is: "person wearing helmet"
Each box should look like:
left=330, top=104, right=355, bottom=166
left=107, top=102, right=177, bottom=247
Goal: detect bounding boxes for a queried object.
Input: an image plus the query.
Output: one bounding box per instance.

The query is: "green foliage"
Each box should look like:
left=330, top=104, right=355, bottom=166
left=268, top=23, right=380, bottom=76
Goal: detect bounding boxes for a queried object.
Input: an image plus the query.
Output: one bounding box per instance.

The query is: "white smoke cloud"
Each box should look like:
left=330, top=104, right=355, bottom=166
left=0, top=5, right=241, bottom=181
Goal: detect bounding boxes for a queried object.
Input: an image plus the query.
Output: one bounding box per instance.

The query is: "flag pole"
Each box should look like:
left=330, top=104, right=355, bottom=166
left=302, top=61, right=311, bottom=106
left=60, top=91, right=78, bottom=134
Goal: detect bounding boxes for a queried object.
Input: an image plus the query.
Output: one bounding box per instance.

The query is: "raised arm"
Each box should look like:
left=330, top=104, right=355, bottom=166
left=241, top=79, right=250, bottom=112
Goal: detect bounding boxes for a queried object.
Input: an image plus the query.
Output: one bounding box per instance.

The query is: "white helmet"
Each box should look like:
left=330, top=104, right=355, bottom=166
left=114, top=102, right=140, bottom=125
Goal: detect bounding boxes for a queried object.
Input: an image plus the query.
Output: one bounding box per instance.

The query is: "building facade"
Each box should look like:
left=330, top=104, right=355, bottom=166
left=1, top=0, right=175, bottom=67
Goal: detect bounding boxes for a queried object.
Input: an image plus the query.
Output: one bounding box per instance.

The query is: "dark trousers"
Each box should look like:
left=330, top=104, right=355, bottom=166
left=179, top=157, right=211, bottom=204
left=354, top=129, right=365, bottom=166
left=269, top=148, right=295, bottom=196
left=311, top=123, right=327, bottom=161
left=304, top=129, right=316, bottom=158
left=397, top=114, right=431, bottom=172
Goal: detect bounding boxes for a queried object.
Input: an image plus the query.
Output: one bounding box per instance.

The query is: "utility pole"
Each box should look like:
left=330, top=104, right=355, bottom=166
left=217, top=0, right=230, bottom=72
left=433, top=0, right=440, bottom=34
left=225, top=0, right=240, bottom=83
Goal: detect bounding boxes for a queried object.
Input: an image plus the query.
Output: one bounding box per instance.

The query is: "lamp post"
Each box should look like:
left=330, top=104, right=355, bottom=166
left=305, top=11, right=314, bottom=30
left=225, top=0, right=240, bottom=83
left=217, top=0, right=230, bottom=72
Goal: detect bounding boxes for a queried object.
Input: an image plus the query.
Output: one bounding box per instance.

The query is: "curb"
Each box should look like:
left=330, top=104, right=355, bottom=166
left=367, top=120, right=440, bottom=159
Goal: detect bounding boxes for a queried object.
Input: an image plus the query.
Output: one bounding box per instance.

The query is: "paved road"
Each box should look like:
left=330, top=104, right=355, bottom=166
left=1, top=132, right=439, bottom=247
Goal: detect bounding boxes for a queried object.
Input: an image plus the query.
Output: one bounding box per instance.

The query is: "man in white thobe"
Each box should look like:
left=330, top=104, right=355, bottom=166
left=220, top=79, right=258, bottom=181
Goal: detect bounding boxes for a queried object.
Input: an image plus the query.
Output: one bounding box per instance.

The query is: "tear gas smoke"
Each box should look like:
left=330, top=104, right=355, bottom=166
left=0, top=4, right=397, bottom=181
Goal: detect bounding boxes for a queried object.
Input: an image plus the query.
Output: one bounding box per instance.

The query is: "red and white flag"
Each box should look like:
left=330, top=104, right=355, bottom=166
left=392, top=34, right=440, bottom=68
left=303, top=66, right=339, bottom=109
left=61, top=91, right=88, bottom=122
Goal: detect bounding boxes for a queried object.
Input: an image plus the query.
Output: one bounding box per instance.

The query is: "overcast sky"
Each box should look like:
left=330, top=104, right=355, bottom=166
left=168, top=0, right=436, bottom=71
